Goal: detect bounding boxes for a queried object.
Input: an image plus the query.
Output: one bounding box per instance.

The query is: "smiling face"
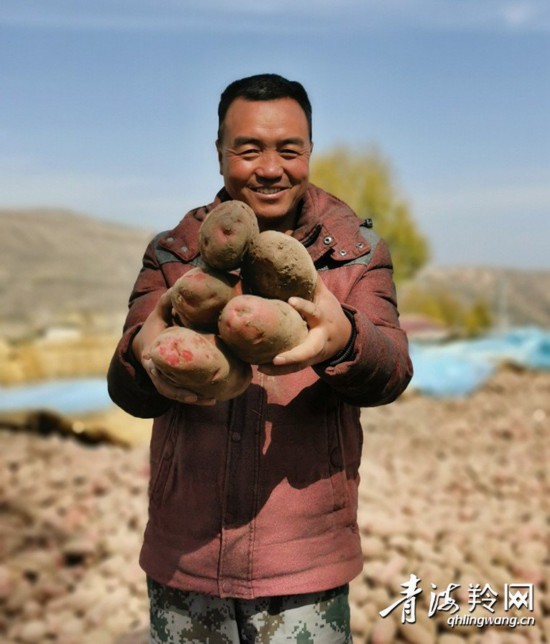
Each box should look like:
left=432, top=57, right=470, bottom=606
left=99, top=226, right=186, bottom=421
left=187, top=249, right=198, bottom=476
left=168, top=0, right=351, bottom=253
left=216, top=97, right=313, bottom=231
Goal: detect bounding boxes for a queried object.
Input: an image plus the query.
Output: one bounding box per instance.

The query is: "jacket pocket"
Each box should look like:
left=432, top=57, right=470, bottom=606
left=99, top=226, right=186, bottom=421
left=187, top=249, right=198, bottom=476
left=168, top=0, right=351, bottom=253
left=149, top=409, right=180, bottom=506
left=328, top=407, right=349, bottom=512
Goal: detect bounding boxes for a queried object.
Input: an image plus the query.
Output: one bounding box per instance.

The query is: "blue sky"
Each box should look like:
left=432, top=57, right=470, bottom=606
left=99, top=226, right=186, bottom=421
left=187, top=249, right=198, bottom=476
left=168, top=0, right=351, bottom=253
left=1, top=0, right=549, bottom=268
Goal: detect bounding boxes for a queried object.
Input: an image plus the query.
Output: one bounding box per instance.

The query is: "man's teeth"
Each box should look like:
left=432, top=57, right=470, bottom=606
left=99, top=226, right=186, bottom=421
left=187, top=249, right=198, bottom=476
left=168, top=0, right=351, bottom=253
left=254, top=188, right=282, bottom=194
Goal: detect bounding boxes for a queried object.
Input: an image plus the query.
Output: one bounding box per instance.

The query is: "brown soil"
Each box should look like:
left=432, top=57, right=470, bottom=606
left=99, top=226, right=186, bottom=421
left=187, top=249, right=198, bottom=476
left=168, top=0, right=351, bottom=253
left=0, top=368, right=548, bottom=643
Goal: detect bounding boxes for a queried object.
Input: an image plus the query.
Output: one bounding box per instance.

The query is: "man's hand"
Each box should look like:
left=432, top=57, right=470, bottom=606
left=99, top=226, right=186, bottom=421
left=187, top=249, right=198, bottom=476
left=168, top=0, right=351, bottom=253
left=258, top=277, right=353, bottom=376
left=141, top=360, right=216, bottom=406
left=132, top=290, right=173, bottom=364
left=133, top=290, right=216, bottom=406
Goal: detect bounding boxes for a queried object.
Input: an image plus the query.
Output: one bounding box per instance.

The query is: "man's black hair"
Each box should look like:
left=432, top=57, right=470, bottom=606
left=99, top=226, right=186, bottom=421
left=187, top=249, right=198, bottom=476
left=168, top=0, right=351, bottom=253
left=217, top=73, right=312, bottom=142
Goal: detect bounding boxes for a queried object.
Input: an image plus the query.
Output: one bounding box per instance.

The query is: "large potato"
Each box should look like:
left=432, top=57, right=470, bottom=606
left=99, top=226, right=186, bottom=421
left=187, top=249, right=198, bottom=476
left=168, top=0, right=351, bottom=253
left=170, top=266, right=241, bottom=332
left=199, top=200, right=259, bottom=271
left=241, top=230, right=317, bottom=301
left=149, top=326, right=252, bottom=401
left=218, top=294, right=308, bottom=365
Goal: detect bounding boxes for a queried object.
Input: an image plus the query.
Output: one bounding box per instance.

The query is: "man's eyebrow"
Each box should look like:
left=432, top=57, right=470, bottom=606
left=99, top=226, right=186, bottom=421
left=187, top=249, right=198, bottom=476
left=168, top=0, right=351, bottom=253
left=279, top=137, right=307, bottom=146
left=233, top=136, right=262, bottom=147
left=232, top=136, right=307, bottom=147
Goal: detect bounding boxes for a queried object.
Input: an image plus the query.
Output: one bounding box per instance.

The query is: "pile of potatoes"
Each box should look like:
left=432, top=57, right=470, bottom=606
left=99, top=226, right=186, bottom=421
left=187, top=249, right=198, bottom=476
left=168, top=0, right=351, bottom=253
left=149, top=200, right=318, bottom=401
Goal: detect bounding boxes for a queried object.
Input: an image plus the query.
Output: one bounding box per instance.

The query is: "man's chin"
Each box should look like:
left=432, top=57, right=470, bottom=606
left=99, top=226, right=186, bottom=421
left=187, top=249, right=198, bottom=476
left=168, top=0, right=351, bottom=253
left=254, top=208, right=300, bottom=232
left=254, top=205, right=286, bottom=218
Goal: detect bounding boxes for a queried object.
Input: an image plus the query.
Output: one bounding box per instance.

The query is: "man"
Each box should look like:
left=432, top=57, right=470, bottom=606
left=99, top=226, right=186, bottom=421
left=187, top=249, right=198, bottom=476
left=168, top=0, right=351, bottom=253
left=108, top=73, right=412, bottom=643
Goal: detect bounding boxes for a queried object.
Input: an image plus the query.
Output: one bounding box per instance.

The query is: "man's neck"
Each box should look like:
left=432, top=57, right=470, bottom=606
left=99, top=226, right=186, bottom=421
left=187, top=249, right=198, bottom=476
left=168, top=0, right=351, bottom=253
left=257, top=212, right=297, bottom=234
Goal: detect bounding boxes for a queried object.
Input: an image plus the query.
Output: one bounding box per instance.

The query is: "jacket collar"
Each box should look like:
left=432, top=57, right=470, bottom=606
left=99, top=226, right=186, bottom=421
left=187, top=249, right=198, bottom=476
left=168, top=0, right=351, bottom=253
left=155, top=184, right=372, bottom=265
left=154, top=191, right=227, bottom=263
left=294, top=184, right=373, bottom=263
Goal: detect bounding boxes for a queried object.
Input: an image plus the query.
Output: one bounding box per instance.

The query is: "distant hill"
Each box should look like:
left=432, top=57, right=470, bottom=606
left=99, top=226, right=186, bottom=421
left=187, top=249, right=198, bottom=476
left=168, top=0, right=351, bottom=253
left=1, top=208, right=549, bottom=339
left=398, top=264, right=550, bottom=330
left=0, top=208, right=155, bottom=339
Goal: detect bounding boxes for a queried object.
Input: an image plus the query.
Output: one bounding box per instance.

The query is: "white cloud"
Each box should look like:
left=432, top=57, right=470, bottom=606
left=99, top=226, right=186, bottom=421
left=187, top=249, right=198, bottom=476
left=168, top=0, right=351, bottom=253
left=0, top=162, right=217, bottom=229
left=1, top=156, right=548, bottom=267
left=409, top=177, right=550, bottom=267
left=502, top=2, right=536, bottom=27
left=414, top=181, right=550, bottom=223
left=1, top=0, right=549, bottom=33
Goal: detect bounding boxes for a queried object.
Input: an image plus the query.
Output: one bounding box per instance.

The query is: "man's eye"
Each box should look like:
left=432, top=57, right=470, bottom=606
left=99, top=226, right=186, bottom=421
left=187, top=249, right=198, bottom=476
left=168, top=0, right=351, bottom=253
left=240, top=148, right=260, bottom=158
left=280, top=149, right=300, bottom=159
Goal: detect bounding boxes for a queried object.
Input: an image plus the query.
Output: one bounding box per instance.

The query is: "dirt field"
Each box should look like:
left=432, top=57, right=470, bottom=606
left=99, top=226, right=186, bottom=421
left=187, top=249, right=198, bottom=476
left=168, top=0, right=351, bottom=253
left=0, top=368, right=548, bottom=643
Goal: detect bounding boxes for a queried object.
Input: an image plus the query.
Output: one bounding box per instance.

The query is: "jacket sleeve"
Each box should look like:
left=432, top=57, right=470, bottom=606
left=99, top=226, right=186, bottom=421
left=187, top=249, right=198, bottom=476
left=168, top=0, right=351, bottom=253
left=106, top=238, right=174, bottom=419
left=313, top=238, right=413, bottom=407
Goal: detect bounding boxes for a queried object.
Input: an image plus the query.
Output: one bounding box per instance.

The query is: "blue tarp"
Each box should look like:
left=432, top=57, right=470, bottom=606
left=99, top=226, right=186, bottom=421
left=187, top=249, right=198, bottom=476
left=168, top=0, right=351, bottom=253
left=0, top=328, right=549, bottom=413
left=409, top=327, right=550, bottom=397
left=0, top=378, right=111, bottom=414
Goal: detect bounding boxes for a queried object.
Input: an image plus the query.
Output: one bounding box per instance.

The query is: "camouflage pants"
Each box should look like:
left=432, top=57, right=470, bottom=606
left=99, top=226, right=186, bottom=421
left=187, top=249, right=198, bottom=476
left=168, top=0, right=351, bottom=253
left=147, top=577, right=351, bottom=643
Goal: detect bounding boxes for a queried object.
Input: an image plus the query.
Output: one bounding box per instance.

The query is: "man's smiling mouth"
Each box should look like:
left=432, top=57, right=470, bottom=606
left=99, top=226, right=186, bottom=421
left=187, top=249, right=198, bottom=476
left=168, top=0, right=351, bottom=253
left=252, top=187, right=287, bottom=195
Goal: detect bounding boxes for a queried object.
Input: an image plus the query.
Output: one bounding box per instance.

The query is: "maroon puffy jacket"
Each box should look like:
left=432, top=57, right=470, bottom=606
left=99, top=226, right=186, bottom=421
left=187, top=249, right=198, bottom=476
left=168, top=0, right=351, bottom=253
left=107, top=184, right=412, bottom=599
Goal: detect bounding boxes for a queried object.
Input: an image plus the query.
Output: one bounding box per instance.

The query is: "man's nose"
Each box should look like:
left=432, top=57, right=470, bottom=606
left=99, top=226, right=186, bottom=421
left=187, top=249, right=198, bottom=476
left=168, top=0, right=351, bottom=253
left=255, top=151, right=283, bottom=178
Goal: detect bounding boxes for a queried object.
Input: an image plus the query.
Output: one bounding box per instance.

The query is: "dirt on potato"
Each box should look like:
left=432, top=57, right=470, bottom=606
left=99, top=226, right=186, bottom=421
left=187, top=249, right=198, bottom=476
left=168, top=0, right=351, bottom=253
left=199, top=201, right=259, bottom=271
left=170, top=266, right=241, bottom=332
left=241, top=230, right=317, bottom=301
left=218, top=294, right=308, bottom=364
left=148, top=326, right=251, bottom=401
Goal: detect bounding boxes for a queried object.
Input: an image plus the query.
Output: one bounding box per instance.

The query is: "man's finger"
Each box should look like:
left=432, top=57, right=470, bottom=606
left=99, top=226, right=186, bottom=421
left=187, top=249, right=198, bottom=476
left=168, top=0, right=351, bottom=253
left=158, top=289, right=175, bottom=320
left=287, top=296, right=319, bottom=323
left=258, top=362, right=306, bottom=376
left=148, top=365, right=217, bottom=405
left=272, top=329, right=324, bottom=366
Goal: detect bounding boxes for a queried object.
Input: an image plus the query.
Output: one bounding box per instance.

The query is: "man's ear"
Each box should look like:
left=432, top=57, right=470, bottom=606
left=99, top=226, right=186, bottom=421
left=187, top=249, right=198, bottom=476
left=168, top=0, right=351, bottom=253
left=216, top=140, right=223, bottom=175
